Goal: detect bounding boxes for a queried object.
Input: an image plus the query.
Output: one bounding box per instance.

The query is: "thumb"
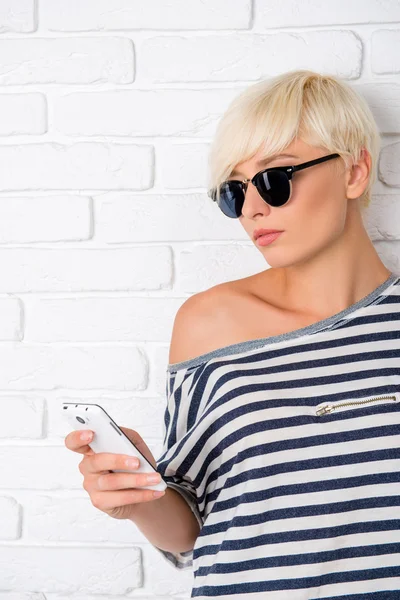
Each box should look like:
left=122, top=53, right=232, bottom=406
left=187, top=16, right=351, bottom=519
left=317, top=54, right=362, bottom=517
left=119, top=426, right=157, bottom=470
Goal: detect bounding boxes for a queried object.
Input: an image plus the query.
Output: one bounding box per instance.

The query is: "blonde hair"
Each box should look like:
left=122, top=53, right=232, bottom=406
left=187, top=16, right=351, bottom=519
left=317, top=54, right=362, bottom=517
left=207, top=69, right=381, bottom=209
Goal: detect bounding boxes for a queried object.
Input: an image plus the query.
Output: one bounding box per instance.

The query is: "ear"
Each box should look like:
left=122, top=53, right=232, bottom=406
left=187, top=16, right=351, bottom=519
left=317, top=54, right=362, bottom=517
left=345, top=147, right=371, bottom=200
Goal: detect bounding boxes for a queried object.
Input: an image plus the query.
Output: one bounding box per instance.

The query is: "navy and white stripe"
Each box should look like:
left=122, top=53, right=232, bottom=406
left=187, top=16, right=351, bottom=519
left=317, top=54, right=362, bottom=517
left=155, top=271, right=400, bottom=599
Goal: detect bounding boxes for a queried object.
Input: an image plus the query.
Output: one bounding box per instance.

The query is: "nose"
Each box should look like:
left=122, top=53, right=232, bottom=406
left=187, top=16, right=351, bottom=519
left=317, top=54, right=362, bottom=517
left=241, top=181, right=271, bottom=218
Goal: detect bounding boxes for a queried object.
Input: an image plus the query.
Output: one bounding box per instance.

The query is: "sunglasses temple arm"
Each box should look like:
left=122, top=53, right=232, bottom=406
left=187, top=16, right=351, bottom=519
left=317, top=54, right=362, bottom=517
left=291, top=153, right=340, bottom=174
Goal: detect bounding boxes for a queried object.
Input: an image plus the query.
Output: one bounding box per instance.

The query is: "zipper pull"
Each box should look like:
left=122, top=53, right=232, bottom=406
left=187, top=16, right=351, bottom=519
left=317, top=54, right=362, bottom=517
left=316, top=393, right=399, bottom=417
left=316, top=404, right=334, bottom=416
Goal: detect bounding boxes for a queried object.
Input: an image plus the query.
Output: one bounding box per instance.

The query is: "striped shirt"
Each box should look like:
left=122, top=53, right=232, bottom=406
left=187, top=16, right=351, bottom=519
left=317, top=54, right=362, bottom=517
left=155, top=271, right=400, bottom=599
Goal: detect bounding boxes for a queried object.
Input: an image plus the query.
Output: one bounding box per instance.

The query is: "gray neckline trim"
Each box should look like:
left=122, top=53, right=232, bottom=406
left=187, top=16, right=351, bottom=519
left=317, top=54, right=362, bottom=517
left=167, top=271, right=399, bottom=373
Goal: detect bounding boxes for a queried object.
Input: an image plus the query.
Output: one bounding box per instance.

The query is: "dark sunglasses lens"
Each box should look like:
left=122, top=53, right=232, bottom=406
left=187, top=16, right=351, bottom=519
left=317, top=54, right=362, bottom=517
left=256, top=170, right=291, bottom=207
left=217, top=181, right=244, bottom=218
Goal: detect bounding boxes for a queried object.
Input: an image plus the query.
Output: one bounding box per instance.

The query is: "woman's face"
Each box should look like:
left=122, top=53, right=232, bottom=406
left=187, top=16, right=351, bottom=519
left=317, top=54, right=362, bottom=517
left=231, top=138, right=355, bottom=268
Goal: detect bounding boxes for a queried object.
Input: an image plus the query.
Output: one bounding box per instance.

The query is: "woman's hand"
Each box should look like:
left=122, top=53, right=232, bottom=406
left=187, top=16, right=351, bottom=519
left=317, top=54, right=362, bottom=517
left=64, top=426, right=165, bottom=520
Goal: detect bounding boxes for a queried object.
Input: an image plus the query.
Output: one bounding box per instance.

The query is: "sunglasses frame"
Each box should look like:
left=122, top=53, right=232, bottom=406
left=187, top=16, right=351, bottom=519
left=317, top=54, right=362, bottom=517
left=208, top=153, right=341, bottom=217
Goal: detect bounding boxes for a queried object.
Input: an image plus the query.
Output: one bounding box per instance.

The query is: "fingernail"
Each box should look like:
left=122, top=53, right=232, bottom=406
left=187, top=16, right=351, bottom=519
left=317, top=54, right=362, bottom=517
left=80, top=431, right=92, bottom=441
left=153, top=490, right=165, bottom=498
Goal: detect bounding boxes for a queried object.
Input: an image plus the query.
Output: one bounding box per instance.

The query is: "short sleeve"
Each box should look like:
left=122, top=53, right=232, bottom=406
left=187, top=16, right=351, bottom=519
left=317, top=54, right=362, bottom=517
left=152, top=367, right=205, bottom=570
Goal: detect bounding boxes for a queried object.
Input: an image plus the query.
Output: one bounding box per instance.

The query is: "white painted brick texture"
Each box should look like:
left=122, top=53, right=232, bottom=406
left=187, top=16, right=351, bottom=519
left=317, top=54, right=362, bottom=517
left=0, top=0, right=35, bottom=33
left=0, top=0, right=400, bottom=598
left=140, top=31, right=362, bottom=82
left=0, top=38, right=134, bottom=84
left=0, top=94, right=46, bottom=135
left=53, top=89, right=241, bottom=137
left=41, top=0, right=251, bottom=31
left=0, top=143, right=154, bottom=190
left=254, top=0, right=400, bottom=27
left=0, top=196, right=91, bottom=242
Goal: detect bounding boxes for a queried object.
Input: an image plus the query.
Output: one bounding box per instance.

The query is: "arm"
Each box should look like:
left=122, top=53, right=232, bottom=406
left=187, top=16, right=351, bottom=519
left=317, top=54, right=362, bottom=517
left=127, top=293, right=212, bottom=554
left=128, top=487, right=201, bottom=553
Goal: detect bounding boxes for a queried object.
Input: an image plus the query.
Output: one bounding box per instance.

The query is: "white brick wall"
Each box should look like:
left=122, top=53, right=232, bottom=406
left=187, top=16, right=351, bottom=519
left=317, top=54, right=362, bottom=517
left=40, top=0, right=252, bottom=31
left=0, top=1, right=400, bottom=598
left=0, top=38, right=134, bottom=84
left=0, top=143, right=154, bottom=190
left=0, top=94, right=46, bottom=135
left=140, top=31, right=362, bottom=81
left=53, top=89, right=240, bottom=136
left=0, top=0, right=35, bottom=33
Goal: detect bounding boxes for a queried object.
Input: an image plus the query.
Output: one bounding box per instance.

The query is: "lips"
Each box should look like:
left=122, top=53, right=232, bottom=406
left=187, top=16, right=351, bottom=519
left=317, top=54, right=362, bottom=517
left=254, top=228, right=283, bottom=240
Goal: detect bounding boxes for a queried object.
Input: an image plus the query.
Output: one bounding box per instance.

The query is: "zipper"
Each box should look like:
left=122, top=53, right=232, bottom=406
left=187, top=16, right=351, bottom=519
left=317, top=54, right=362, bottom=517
left=316, top=393, right=399, bottom=417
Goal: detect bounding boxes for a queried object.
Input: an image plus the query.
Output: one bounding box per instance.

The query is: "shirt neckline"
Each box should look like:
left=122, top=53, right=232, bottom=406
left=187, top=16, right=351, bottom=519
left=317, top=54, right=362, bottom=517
left=168, top=271, right=400, bottom=373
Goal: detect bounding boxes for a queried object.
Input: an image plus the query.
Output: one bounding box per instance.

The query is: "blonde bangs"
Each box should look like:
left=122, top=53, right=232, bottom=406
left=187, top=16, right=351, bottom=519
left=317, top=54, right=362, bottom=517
left=207, top=70, right=381, bottom=208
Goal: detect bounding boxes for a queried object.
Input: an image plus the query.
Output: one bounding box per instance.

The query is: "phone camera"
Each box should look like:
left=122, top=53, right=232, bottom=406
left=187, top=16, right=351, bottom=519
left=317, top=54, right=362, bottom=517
left=76, top=416, right=86, bottom=424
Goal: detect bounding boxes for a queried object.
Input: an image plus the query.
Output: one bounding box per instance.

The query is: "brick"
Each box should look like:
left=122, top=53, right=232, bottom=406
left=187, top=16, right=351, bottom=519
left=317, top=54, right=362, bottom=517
left=141, top=543, right=195, bottom=596
left=154, top=346, right=172, bottom=396
left=0, top=38, right=133, bottom=84
left=0, top=593, right=44, bottom=600
left=178, top=244, right=267, bottom=292
left=25, top=495, right=149, bottom=543
left=157, top=142, right=209, bottom=189
left=255, top=0, right=400, bottom=27
left=0, top=143, right=153, bottom=190
left=94, top=193, right=242, bottom=242
left=0, top=298, right=22, bottom=341
left=141, top=31, right=362, bottom=82
left=0, top=196, right=91, bottom=242
left=0, top=546, right=140, bottom=593
left=0, top=247, right=171, bottom=292
left=372, top=29, right=400, bottom=74
left=53, top=89, right=240, bottom=137
left=362, top=194, right=400, bottom=240
left=0, top=397, right=44, bottom=438
left=25, top=296, right=183, bottom=341
left=0, top=346, right=148, bottom=390
left=379, top=142, right=400, bottom=186
left=374, top=240, right=400, bottom=275
left=353, top=84, right=400, bottom=133
left=0, top=498, right=20, bottom=540
left=41, top=0, right=251, bottom=31
left=0, top=0, right=35, bottom=32
left=0, top=94, right=46, bottom=135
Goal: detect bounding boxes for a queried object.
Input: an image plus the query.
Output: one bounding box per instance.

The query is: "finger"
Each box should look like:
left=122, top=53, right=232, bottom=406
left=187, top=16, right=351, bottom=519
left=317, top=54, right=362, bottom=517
left=64, top=430, right=95, bottom=455
left=97, top=470, right=162, bottom=492
left=86, top=452, right=141, bottom=475
left=91, top=487, right=163, bottom=510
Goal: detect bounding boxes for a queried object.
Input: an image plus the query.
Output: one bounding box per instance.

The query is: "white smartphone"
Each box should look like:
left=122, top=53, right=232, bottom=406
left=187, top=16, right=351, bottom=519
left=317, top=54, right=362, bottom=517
left=62, top=402, right=166, bottom=492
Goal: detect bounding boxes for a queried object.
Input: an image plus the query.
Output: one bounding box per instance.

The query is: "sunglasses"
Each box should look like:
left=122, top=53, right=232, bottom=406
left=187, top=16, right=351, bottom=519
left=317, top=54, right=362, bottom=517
left=207, top=153, right=341, bottom=218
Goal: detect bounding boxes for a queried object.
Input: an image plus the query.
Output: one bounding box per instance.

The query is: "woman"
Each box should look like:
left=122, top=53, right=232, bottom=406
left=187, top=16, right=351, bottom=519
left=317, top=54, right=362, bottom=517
left=66, top=70, right=400, bottom=598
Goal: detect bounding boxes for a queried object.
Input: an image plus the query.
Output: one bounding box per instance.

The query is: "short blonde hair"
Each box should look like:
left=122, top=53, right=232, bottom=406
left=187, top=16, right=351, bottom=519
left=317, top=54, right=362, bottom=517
left=207, top=69, right=381, bottom=209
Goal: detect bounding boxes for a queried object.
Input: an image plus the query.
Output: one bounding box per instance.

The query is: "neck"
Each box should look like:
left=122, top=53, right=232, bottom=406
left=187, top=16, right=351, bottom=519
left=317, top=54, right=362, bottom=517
left=272, top=204, right=393, bottom=320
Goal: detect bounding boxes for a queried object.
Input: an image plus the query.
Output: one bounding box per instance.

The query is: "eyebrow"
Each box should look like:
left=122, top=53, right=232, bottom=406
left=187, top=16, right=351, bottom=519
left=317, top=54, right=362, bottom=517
left=230, top=153, right=299, bottom=177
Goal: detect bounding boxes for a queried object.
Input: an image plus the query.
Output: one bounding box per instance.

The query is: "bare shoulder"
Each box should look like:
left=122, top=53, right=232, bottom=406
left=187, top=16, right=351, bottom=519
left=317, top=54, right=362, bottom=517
left=168, top=282, right=242, bottom=366
left=168, top=270, right=286, bottom=365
